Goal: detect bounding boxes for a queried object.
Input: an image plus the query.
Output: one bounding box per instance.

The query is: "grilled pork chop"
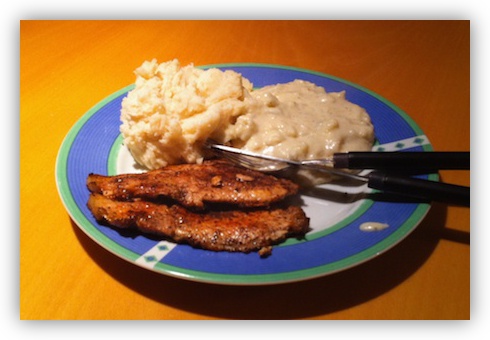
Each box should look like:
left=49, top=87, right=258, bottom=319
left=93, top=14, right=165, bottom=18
left=87, top=193, right=309, bottom=256
left=87, top=159, right=298, bottom=209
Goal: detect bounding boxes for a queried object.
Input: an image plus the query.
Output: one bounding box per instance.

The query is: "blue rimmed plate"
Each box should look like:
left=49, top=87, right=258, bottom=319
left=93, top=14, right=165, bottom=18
left=56, top=64, right=436, bottom=285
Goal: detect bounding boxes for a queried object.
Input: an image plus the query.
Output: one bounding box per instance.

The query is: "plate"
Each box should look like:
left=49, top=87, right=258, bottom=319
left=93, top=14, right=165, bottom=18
left=56, top=63, right=436, bottom=285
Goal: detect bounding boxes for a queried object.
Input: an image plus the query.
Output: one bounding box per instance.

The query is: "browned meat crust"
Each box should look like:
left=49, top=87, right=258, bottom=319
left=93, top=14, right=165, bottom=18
left=87, top=159, right=298, bottom=209
left=87, top=193, right=309, bottom=255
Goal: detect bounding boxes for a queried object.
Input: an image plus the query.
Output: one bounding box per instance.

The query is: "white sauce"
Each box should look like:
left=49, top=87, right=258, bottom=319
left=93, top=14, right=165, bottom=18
left=231, top=80, right=374, bottom=161
left=359, top=222, right=389, bottom=232
left=227, top=80, right=375, bottom=185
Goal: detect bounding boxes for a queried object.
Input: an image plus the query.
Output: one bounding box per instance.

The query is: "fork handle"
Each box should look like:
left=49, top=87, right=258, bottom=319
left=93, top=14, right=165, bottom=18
left=333, top=151, right=470, bottom=171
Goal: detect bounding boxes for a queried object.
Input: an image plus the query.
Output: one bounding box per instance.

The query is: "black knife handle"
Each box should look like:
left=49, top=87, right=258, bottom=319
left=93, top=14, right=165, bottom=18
left=333, top=152, right=470, bottom=171
left=367, top=171, right=470, bottom=206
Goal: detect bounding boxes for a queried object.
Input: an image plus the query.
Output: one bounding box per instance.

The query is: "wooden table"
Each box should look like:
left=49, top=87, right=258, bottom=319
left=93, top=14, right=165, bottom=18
left=20, top=20, right=470, bottom=320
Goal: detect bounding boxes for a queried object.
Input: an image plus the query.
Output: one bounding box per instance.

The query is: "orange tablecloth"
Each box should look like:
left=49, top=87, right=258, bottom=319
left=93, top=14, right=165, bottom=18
left=20, top=20, right=470, bottom=320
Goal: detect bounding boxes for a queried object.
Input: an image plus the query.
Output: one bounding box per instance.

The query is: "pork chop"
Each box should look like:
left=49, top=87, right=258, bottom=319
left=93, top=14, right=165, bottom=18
left=87, top=193, right=309, bottom=256
left=87, top=159, right=298, bottom=209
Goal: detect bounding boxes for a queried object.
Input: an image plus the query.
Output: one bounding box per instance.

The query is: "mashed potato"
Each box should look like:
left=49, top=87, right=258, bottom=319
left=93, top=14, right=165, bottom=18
left=120, top=59, right=253, bottom=169
left=121, top=59, right=374, bottom=185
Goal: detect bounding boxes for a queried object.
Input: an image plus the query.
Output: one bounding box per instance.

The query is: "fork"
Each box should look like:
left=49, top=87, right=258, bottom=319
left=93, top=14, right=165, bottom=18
left=204, top=140, right=470, bottom=206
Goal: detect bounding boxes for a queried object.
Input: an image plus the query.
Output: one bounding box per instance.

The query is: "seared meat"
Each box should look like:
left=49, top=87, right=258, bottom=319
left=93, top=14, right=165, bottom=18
left=87, top=193, right=309, bottom=256
left=86, top=160, right=309, bottom=255
left=87, top=159, right=298, bottom=209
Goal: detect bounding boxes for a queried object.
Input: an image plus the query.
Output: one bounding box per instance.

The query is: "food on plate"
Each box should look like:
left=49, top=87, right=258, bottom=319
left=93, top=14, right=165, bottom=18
left=86, top=160, right=309, bottom=256
left=87, top=159, right=299, bottom=209
left=120, top=59, right=253, bottom=169
left=234, top=80, right=373, bottom=164
left=87, top=193, right=308, bottom=257
left=230, top=79, right=375, bottom=185
left=88, top=59, right=375, bottom=255
left=231, top=80, right=374, bottom=159
left=120, top=59, right=375, bottom=185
